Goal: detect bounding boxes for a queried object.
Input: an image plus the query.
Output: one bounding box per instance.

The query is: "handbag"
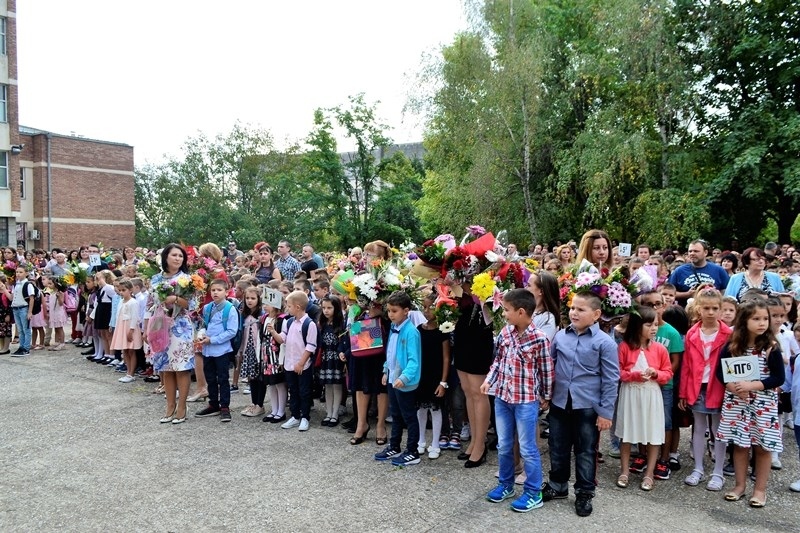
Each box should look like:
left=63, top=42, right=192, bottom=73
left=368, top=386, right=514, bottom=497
left=146, top=305, right=173, bottom=353
left=349, top=317, right=384, bottom=357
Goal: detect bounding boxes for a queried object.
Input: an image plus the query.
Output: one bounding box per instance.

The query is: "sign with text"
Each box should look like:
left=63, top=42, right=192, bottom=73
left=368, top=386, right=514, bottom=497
left=618, top=243, right=632, bottom=257
left=721, top=355, right=760, bottom=383
left=262, top=288, right=283, bottom=309
left=89, top=254, right=102, bottom=267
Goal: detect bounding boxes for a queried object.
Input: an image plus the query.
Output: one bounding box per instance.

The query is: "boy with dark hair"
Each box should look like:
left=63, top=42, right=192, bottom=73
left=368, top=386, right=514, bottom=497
left=542, top=292, right=620, bottom=517
left=375, top=291, right=423, bottom=466
left=482, top=289, right=553, bottom=512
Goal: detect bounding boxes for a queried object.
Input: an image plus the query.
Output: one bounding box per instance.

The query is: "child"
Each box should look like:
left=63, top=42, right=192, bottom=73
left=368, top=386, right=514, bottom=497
left=716, top=299, right=785, bottom=507
left=0, top=274, right=12, bottom=354
left=131, top=278, right=149, bottom=376
left=678, top=288, right=731, bottom=490
left=542, top=292, right=619, bottom=517
left=374, top=291, right=422, bottom=466
left=110, top=278, right=143, bottom=383
left=83, top=277, right=100, bottom=360
left=45, top=276, right=68, bottom=351
left=482, top=289, right=553, bottom=512
left=195, top=279, right=240, bottom=423
left=313, top=280, right=331, bottom=302
left=29, top=275, right=47, bottom=350
left=615, top=305, right=673, bottom=491
left=720, top=296, right=738, bottom=328
left=767, top=297, right=796, bottom=464
left=260, top=295, right=288, bottom=423
left=784, top=347, right=800, bottom=492
left=317, top=295, right=347, bottom=427
left=660, top=283, right=678, bottom=307
left=267, top=290, right=318, bottom=431
left=239, top=286, right=265, bottom=417
left=638, top=290, right=684, bottom=481
left=416, top=293, right=451, bottom=460
left=93, top=271, right=116, bottom=363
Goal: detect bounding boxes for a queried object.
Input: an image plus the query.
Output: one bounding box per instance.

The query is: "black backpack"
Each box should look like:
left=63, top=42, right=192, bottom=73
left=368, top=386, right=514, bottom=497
left=23, top=281, right=42, bottom=315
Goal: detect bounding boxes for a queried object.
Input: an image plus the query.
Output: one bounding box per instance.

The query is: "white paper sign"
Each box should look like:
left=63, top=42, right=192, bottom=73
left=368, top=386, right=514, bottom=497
left=262, top=288, right=283, bottom=309
left=89, top=254, right=102, bottom=267
left=721, top=355, right=760, bottom=383
left=618, top=243, right=632, bottom=257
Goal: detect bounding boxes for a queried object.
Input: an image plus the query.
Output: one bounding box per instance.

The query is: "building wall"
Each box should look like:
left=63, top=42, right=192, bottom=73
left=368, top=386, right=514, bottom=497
left=0, top=0, right=20, bottom=247
left=18, top=130, right=135, bottom=250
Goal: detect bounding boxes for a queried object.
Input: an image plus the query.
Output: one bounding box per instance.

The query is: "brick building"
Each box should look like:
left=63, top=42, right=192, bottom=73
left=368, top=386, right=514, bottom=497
left=0, top=0, right=135, bottom=251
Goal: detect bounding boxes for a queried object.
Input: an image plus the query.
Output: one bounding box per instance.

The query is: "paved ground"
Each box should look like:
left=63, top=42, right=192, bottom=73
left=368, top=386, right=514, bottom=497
left=1, top=345, right=799, bottom=532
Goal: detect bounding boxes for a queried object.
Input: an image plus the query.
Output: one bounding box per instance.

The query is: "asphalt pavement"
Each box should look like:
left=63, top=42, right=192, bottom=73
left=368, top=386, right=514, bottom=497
left=1, top=345, right=798, bottom=532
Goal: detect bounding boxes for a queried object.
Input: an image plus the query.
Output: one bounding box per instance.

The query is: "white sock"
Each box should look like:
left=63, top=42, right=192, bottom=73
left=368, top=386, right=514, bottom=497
left=331, top=384, right=343, bottom=419
left=430, top=409, right=443, bottom=450
left=417, top=408, right=428, bottom=448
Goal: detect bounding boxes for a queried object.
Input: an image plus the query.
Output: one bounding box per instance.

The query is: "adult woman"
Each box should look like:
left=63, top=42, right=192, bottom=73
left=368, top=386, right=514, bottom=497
left=363, top=240, right=392, bottom=263
left=144, top=244, right=196, bottom=424
left=67, top=250, right=80, bottom=266
left=3, top=247, right=16, bottom=267
left=77, top=246, right=92, bottom=269
left=349, top=247, right=364, bottom=271
left=725, top=247, right=784, bottom=302
left=254, top=245, right=282, bottom=285
left=556, top=244, right=574, bottom=271
left=451, top=282, right=495, bottom=468
left=574, top=229, right=611, bottom=272
left=720, top=253, right=739, bottom=277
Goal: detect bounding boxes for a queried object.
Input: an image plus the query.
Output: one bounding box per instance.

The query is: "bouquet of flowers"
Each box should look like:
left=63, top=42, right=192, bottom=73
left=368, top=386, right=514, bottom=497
left=782, top=276, right=794, bottom=293
left=416, top=239, right=447, bottom=267
left=3, top=260, right=17, bottom=278
left=52, top=275, right=70, bottom=292
left=67, top=263, right=89, bottom=286
left=155, top=273, right=204, bottom=316
left=136, top=257, right=161, bottom=280
left=558, top=263, right=638, bottom=326
left=351, top=260, right=404, bottom=307
left=432, top=284, right=460, bottom=333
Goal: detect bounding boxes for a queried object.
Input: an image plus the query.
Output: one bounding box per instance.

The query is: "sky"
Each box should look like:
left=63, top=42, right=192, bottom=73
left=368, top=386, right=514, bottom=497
left=15, top=1, right=468, bottom=166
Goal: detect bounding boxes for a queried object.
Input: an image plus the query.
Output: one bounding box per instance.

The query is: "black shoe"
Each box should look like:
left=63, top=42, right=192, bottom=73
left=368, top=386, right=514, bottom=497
left=195, top=405, right=221, bottom=418
left=220, top=408, right=232, bottom=422
left=575, top=494, right=593, bottom=517
left=464, top=450, right=487, bottom=468
left=269, top=414, right=286, bottom=424
left=13, top=348, right=24, bottom=355
left=341, top=418, right=356, bottom=431
left=541, top=484, right=569, bottom=502
left=0, top=350, right=10, bottom=355
left=82, top=349, right=95, bottom=356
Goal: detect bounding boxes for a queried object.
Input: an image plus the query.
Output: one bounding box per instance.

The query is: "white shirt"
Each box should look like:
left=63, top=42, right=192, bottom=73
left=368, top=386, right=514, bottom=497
left=12, top=281, right=35, bottom=308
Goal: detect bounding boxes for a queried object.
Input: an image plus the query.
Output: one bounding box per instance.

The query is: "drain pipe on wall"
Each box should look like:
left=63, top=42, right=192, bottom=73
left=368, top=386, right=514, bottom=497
left=46, top=133, right=52, bottom=251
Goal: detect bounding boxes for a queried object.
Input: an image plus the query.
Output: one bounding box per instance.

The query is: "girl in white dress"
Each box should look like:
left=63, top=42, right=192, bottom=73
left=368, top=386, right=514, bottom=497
left=615, top=305, right=673, bottom=491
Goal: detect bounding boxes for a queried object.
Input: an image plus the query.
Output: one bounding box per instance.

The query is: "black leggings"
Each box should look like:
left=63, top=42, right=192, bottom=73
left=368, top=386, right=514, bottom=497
left=250, top=377, right=267, bottom=407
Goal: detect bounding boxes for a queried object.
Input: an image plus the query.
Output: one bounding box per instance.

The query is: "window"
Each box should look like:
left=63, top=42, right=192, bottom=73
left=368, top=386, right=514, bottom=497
left=0, top=85, right=6, bottom=123
left=0, top=18, right=6, bottom=56
left=0, top=218, right=8, bottom=247
left=20, top=167, right=26, bottom=199
left=0, top=152, right=7, bottom=188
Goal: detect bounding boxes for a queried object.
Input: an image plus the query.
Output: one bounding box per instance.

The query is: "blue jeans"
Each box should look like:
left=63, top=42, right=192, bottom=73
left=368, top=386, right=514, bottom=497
left=12, top=306, right=31, bottom=351
left=286, top=365, right=313, bottom=420
left=496, top=398, right=542, bottom=493
left=547, top=404, right=599, bottom=496
left=204, top=353, right=231, bottom=409
left=388, top=384, right=420, bottom=453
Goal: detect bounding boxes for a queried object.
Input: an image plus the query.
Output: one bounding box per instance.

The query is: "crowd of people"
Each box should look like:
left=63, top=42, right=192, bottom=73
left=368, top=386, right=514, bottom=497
left=3, top=231, right=799, bottom=517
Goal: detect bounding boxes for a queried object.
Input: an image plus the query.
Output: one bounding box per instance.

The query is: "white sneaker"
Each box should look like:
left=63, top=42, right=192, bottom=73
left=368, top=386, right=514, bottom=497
left=771, top=457, right=783, bottom=470
left=118, top=375, right=135, bottom=383
left=785, top=417, right=795, bottom=429
left=385, top=416, right=393, bottom=424
left=418, top=442, right=427, bottom=454
left=790, top=479, right=800, bottom=492
left=460, top=424, right=471, bottom=441
left=298, top=418, right=310, bottom=431
left=427, top=446, right=441, bottom=460
left=281, top=417, right=300, bottom=429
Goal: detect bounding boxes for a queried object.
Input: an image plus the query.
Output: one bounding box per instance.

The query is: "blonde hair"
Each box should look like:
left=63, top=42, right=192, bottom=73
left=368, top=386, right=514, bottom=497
left=285, top=289, right=309, bottom=309
left=96, top=270, right=116, bottom=283
left=198, top=242, right=223, bottom=263
left=364, top=240, right=392, bottom=260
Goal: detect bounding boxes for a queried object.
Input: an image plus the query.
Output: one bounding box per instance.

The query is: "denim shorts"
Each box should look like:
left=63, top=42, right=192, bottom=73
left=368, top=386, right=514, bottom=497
left=661, top=387, right=673, bottom=431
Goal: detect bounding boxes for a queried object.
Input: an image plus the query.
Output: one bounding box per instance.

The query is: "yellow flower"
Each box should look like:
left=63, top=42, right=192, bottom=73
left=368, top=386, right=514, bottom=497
left=471, top=272, right=496, bottom=302
left=63, top=273, right=75, bottom=285
left=177, top=276, right=190, bottom=288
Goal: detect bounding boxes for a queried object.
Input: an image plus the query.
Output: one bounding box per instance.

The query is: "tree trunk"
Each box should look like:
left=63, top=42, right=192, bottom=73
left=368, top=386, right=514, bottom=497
left=777, top=193, right=798, bottom=244
left=520, top=96, right=538, bottom=245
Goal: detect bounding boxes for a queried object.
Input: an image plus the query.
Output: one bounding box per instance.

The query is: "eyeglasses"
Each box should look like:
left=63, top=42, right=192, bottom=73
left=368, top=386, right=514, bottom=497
left=641, top=302, right=664, bottom=309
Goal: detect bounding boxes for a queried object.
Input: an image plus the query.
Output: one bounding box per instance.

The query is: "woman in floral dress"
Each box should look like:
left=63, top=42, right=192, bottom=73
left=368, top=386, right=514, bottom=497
left=145, top=244, right=197, bottom=425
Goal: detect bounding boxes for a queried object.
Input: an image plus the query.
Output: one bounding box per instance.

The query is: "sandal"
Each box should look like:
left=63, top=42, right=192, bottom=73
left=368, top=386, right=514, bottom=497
left=640, top=476, right=654, bottom=491
left=724, top=490, right=745, bottom=502
left=616, top=474, right=629, bottom=488
left=706, top=474, right=724, bottom=492
left=153, top=385, right=165, bottom=394
left=749, top=496, right=766, bottom=508
left=375, top=435, right=387, bottom=446
left=684, top=469, right=705, bottom=487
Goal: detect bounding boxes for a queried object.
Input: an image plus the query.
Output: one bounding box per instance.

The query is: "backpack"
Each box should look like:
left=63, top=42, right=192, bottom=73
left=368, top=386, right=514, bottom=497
left=202, top=301, right=243, bottom=354
left=23, top=281, right=42, bottom=316
left=285, top=316, right=316, bottom=350
left=64, top=287, right=78, bottom=313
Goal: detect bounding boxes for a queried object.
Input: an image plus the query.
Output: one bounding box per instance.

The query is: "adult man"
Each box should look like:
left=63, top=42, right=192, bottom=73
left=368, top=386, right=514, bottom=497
left=506, top=244, right=520, bottom=261
left=636, top=244, right=652, bottom=261
left=667, top=239, right=729, bottom=305
left=275, top=240, right=301, bottom=281
left=86, top=244, right=109, bottom=274
left=299, top=244, right=324, bottom=277
left=224, top=241, right=244, bottom=264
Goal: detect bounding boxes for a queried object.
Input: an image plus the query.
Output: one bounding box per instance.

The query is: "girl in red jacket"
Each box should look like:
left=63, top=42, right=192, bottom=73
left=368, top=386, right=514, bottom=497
left=678, top=288, right=732, bottom=491
left=615, top=305, right=673, bottom=491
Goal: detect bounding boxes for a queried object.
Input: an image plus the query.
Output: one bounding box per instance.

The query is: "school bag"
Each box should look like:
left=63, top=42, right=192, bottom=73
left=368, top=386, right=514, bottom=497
left=64, top=287, right=78, bottom=313
left=202, top=301, right=243, bottom=354
left=23, top=281, right=42, bottom=316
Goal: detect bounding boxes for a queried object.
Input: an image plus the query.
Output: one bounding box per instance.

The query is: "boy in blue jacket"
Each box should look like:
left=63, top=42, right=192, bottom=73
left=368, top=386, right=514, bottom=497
left=374, top=291, right=422, bottom=466
left=195, top=279, right=240, bottom=423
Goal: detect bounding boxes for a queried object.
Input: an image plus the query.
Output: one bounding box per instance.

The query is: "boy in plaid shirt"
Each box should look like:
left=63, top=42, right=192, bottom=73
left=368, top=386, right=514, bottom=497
left=481, top=289, right=553, bottom=512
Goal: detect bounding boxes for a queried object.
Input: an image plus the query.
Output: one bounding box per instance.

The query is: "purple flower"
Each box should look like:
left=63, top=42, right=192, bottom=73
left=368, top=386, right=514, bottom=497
left=407, top=252, right=418, bottom=260
left=467, top=225, right=486, bottom=237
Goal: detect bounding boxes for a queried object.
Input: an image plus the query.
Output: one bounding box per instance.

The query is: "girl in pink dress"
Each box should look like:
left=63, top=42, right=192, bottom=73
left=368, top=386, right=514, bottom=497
left=46, top=276, right=68, bottom=351
left=111, top=279, right=143, bottom=383
left=29, top=276, right=47, bottom=350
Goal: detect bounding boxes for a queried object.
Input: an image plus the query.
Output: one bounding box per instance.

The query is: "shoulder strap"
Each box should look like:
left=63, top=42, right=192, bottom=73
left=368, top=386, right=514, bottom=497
left=203, top=302, right=213, bottom=327
left=301, top=317, right=312, bottom=345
